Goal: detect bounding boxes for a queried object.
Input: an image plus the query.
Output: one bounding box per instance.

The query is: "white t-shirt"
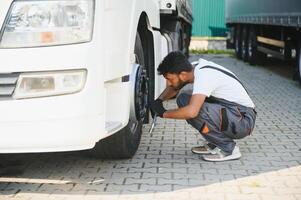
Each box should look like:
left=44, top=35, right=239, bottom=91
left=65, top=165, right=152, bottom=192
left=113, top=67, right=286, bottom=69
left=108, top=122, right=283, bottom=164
left=193, top=58, right=255, bottom=108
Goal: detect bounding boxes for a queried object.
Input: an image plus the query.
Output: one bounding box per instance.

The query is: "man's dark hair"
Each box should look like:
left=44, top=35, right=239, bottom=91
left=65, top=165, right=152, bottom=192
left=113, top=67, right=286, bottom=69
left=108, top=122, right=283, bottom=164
left=157, top=51, right=193, bottom=75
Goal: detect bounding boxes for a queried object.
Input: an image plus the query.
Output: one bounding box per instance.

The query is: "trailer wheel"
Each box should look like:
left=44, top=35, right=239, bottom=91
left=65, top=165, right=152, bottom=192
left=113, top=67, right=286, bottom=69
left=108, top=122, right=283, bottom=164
left=179, top=29, right=184, bottom=52
left=183, top=25, right=192, bottom=57
left=162, top=20, right=187, bottom=55
left=297, top=40, right=301, bottom=85
left=173, top=21, right=185, bottom=54
left=241, top=26, right=249, bottom=62
left=90, top=32, right=147, bottom=159
left=248, top=27, right=266, bottom=65
left=235, top=26, right=242, bottom=59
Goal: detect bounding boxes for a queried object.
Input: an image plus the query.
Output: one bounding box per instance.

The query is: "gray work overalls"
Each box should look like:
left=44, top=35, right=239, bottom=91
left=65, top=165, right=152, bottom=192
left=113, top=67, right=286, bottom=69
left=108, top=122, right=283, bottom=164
left=177, top=66, right=257, bottom=154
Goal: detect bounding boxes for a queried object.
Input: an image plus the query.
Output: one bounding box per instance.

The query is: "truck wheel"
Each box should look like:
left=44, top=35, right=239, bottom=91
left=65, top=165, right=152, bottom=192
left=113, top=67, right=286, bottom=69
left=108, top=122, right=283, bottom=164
left=297, top=40, right=301, bottom=85
left=248, top=27, right=266, bottom=65
left=175, top=21, right=186, bottom=54
left=183, top=25, right=192, bottom=57
left=168, top=21, right=185, bottom=53
left=179, top=29, right=184, bottom=51
left=241, top=26, right=249, bottom=62
left=90, top=32, right=147, bottom=159
left=235, top=26, right=242, bottom=59
left=162, top=20, right=187, bottom=55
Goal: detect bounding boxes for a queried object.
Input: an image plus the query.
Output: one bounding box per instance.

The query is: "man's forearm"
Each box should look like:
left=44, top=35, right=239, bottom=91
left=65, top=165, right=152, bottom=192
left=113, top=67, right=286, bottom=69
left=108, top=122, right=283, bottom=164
left=163, top=106, right=195, bottom=119
left=158, top=86, right=179, bottom=101
left=162, top=94, right=206, bottom=120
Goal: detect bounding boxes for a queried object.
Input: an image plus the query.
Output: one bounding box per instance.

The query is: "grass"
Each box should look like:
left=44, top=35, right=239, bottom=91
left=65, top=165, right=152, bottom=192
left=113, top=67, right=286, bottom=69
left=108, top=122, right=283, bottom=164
left=189, top=49, right=234, bottom=55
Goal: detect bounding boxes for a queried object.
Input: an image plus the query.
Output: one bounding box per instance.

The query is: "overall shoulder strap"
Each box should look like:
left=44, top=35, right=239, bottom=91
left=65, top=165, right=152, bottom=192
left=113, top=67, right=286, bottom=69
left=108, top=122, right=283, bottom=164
left=200, top=65, right=250, bottom=95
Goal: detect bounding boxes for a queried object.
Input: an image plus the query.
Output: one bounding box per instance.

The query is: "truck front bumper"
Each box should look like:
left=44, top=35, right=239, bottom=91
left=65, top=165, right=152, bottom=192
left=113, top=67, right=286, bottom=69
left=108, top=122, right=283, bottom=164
left=0, top=42, right=108, bottom=153
left=0, top=115, right=104, bottom=153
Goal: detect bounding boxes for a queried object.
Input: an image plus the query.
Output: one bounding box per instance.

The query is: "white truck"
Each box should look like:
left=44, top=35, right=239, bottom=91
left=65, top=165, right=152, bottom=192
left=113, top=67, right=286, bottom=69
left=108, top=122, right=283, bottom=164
left=0, top=0, right=192, bottom=158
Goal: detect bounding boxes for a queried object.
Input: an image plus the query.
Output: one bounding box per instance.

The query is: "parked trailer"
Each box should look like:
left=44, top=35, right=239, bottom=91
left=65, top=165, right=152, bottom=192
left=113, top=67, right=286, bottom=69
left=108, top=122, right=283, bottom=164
left=225, top=0, right=301, bottom=84
left=0, top=0, right=192, bottom=158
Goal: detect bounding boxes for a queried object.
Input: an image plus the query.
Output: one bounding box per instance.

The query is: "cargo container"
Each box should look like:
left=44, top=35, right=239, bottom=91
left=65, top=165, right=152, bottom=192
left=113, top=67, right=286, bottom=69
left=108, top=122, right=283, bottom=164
left=225, top=0, right=301, bottom=84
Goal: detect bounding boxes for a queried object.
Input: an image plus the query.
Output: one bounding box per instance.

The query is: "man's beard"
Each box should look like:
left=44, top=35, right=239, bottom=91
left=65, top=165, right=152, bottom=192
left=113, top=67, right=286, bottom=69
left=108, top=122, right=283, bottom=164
left=174, top=79, right=188, bottom=90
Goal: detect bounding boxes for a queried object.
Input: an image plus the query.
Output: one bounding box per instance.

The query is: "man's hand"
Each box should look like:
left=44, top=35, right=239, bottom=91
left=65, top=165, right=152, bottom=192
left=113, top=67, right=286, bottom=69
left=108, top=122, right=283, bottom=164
left=150, top=99, right=167, bottom=118
left=163, top=94, right=206, bottom=119
left=158, top=86, right=180, bottom=101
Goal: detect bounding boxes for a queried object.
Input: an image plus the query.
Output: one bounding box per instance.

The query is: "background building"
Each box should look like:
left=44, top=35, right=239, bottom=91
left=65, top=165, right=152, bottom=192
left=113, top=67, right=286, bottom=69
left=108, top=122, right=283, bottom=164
left=192, top=0, right=227, bottom=37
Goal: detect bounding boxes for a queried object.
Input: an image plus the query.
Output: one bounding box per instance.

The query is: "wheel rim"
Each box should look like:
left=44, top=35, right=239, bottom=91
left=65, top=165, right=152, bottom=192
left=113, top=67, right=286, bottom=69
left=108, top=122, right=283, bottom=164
left=235, top=38, right=239, bottom=53
left=242, top=40, right=246, bottom=58
left=248, top=36, right=253, bottom=59
left=128, top=64, right=148, bottom=135
left=135, top=67, right=148, bottom=122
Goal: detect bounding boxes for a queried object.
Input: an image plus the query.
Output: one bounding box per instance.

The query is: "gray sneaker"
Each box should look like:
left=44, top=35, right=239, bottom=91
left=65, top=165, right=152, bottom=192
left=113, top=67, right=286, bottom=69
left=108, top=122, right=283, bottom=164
left=191, top=142, right=217, bottom=155
left=202, top=146, right=241, bottom=162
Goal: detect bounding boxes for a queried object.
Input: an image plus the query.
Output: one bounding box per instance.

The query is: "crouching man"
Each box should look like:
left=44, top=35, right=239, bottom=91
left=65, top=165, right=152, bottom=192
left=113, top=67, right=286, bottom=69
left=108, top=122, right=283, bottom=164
left=150, top=52, right=256, bottom=162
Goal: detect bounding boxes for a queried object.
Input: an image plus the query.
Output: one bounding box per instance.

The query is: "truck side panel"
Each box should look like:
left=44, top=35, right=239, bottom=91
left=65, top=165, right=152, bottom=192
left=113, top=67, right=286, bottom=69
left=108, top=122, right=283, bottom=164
left=103, top=0, right=160, bottom=82
left=226, top=0, right=301, bottom=27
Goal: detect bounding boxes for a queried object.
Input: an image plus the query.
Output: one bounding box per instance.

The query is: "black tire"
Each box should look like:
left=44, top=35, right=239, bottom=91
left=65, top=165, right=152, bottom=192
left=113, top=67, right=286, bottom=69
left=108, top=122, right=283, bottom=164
left=89, top=32, right=147, bottom=159
left=183, top=25, right=192, bottom=57
left=296, top=40, right=301, bottom=85
left=241, top=26, right=249, bottom=62
left=162, top=19, right=188, bottom=56
left=235, top=25, right=242, bottom=59
left=168, top=21, right=185, bottom=53
left=175, top=21, right=185, bottom=53
left=248, top=27, right=267, bottom=66
left=179, top=29, right=184, bottom=51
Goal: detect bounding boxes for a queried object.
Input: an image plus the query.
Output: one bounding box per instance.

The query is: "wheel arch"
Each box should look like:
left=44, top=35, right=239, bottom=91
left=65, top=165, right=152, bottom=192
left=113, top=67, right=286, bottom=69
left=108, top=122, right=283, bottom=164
left=136, top=12, right=155, bottom=122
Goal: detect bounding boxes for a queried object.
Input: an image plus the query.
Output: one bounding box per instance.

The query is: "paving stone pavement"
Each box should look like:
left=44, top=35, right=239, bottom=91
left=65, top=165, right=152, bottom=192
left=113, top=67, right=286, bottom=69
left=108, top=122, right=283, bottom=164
left=1, top=55, right=301, bottom=200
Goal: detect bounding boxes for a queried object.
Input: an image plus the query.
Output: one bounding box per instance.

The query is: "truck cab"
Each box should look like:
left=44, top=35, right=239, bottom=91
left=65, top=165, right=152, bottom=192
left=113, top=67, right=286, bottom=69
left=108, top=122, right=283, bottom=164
left=0, top=0, right=192, bottom=158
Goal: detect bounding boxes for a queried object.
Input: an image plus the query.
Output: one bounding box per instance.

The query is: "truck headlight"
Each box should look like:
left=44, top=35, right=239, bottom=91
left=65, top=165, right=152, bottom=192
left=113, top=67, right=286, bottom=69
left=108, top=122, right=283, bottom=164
left=0, top=0, right=94, bottom=48
left=13, top=70, right=87, bottom=99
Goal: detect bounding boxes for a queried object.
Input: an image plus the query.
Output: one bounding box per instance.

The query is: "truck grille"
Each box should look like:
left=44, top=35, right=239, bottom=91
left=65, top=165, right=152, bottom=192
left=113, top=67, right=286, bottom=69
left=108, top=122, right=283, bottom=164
left=0, top=73, right=19, bottom=99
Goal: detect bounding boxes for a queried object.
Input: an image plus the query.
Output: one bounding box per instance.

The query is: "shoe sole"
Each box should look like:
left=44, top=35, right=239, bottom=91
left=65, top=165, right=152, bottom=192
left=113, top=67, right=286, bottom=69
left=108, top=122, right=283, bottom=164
left=191, top=149, right=211, bottom=155
left=191, top=148, right=218, bottom=155
left=202, top=153, right=242, bottom=162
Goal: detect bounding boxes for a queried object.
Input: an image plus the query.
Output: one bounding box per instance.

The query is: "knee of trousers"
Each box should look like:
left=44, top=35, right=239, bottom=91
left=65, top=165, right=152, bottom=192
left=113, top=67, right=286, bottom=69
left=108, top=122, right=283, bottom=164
left=176, top=93, right=191, bottom=108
